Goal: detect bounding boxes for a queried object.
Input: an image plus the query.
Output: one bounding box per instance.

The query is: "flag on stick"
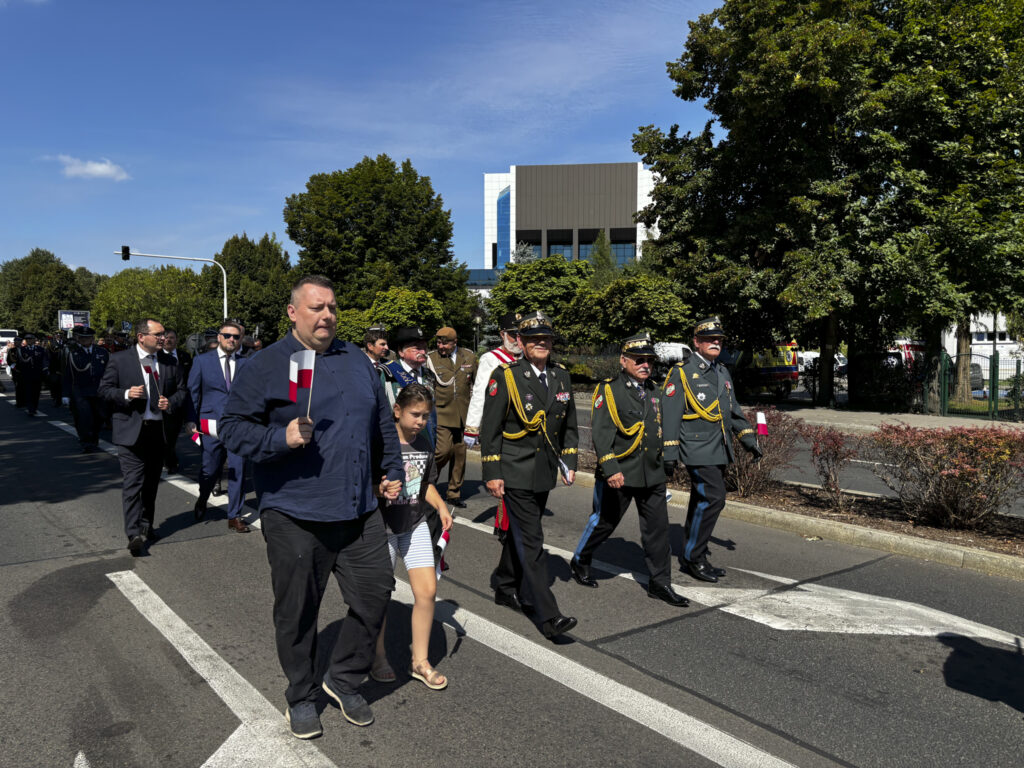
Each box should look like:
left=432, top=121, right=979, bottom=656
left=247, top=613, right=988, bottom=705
left=435, top=528, right=451, bottom=581
left=756, top=411, right=768, bottom=436
left=199, top=418, right=217, bottom=438
left=190, top=432, right=202, bottom=448
left=289, top=349, right=315, bottom=403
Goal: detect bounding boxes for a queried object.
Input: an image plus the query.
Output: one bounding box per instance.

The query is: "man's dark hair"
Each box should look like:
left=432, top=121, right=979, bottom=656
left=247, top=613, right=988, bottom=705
left=290, top=275, right=334, bottom=305
left=220, top=318, right=244, bottom=334
left=163, top=327, right=177, bottom=336
left=135, top=318, right=160, bottom=338
left=363, top=327, right=388, bottom=348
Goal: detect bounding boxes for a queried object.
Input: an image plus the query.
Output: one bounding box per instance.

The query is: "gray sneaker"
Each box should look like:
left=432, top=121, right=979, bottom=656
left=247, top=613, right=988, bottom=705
left=321, top=677, right=374, bottom=726
left=284, top=701, right=322, bottom=739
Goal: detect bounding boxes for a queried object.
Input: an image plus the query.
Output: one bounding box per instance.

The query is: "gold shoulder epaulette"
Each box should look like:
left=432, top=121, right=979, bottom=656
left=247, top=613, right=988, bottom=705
left=602, top=376, right=615, bottom=383
left=553, top=361, right=567, bottom=370
left=499, top=362, right=511, bottom=370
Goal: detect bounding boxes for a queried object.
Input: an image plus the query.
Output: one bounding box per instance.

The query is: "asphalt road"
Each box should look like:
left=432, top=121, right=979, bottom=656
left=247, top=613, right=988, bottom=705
left=2, top=391, right=1023, bottom=768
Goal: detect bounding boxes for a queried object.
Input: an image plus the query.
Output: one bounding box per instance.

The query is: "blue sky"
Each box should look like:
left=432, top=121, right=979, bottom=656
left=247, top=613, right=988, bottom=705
left=0, top=0, right=716, bottom=276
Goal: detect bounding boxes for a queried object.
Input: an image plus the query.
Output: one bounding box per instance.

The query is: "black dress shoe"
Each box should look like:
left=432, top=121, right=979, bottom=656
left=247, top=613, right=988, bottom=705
left=212, top=483, right=225, bottom=497
left=541, top=615, right=577, bottom=639
left=570, top=558, right=598, bottom=588
left=128, top=535, right=145, bottom=557
left=647, top=582, right=690, bottom=607
left=702, top=560, right=726, bottom=577
left=494, top=590, right=525, bottom=613
left=194, top=500, right=206, bottom=521
left=145, top=529, right=160, bottom=543
left=449, top=499, right=467, bottom=508
left=683, top=560, right=719, bottom=583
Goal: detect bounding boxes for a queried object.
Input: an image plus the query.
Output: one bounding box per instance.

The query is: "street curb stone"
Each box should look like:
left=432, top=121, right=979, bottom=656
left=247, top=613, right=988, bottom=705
left=467, top=452, right=1024, bottom=582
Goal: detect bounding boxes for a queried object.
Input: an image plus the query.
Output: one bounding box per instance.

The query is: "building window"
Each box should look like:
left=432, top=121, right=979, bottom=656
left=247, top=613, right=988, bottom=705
left=611, top=243, right=636, bottom=265
left=578, top=244, right=593, bottom=262
left=548, top=244, right=572, bottom=259
left=496, top=187, right=511, bottom=269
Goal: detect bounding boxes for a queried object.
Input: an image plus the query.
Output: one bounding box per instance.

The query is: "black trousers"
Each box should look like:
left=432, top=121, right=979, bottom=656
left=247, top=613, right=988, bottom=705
left=262, top=508, right=394, bottom=707
left=117, top=421, right=166, bottom=539
left=164, top=413, right=184, bottom=470
left=16, top=375, right=42, bottom=413
left=70, top=392, right=103, bottom=447
left=683, top=465, right=727, bottom=563
left=494, top=488, right=560, bottom=623
left=574, top=480, right=672, bottom=587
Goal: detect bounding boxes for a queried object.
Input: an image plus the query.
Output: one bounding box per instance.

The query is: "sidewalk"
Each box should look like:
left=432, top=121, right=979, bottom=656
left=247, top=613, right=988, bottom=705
left=776, top=404, right=1024, bottom=433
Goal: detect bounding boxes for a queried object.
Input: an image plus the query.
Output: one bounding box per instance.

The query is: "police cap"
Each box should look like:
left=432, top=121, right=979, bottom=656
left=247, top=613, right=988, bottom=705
left=694, top=316, right=726, bottom=338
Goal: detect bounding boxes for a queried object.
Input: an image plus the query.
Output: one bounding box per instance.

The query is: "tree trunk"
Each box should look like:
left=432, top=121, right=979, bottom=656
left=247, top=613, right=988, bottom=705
left=818, top=313, right=837, bottom=406
left=952, top=321, right=973, bottom=402
left=922, top=324, right=943, bottom=414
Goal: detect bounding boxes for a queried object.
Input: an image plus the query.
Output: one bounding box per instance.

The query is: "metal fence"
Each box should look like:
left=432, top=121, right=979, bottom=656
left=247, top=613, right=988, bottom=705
left=940, top=351, right=1024, bottom=422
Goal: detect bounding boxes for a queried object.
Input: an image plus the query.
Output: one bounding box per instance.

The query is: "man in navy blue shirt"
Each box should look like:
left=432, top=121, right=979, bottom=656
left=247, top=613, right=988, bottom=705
left=219, top=275, right=403, bottom=741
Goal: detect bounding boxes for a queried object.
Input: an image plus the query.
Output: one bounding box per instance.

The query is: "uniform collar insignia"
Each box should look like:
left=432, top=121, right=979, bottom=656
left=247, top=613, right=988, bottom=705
left=698, top=362, right=707, bottom=370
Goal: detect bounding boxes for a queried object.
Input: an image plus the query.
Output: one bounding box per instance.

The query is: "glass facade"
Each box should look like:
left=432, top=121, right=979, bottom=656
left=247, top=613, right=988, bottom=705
left=578, top=243, right=593, bottom=262
left=612, top=243, right=636, bottom=266
left=496, top=187, right=511, bottom=268
left=548, top=244, right=573, bottom=259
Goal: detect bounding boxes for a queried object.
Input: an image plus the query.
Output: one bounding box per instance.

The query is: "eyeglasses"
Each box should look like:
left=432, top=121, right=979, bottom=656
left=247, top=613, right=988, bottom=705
left=143, top=331, right=166, bottom=338
left=220, top=333, right=241, bottom=340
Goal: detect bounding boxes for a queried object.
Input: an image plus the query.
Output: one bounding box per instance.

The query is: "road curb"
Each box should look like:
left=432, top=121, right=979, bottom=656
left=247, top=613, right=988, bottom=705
left=466, top=452, right=1024, bottom=581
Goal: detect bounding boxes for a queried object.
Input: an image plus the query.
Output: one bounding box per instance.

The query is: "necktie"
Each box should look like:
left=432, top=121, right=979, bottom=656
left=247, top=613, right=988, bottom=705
left=539, top=371, right=548, bottom=390
left=636, top=382, right=646, bottom=401
left=147, top=355, right=160, bottom=413
left=224, top=354, right=232, bottom=390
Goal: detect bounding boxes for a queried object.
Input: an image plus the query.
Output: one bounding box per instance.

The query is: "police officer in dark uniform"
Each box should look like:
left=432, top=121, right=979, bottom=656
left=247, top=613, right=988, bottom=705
left=662, top=316, right=762, bottom=583
left=15, top=333, right=48, bottom=415
left=570, top=333, right=689, bottom=606
left=62, top=326, right=110, bottom=452
left=480, top=311, right=579, bottom=639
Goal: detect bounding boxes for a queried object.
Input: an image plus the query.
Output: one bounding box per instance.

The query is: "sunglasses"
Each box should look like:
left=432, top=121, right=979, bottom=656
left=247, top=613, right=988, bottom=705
left=627, top=356, right=657, bottom=365
left=220, top=333, right=241, bottom=340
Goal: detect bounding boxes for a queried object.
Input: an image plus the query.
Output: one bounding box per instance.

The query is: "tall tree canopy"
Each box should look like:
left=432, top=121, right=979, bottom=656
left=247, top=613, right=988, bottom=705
left=92, top=266, right=218, bottom=336
left=200, top=233, right=291, bottom=341
left=283, top=155, right=470, bottom=332
left=0, top=249, right=85, bottom=333
left=487, top=255, right=593, bottom=336
left=634, top=0, right=1024, bottom=402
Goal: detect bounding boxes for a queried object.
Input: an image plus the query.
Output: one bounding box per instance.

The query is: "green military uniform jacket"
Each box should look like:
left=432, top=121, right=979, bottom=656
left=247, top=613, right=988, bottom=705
left=661, top=353, right=756, bottom=466
left=480, top=360, right=578, bottom=492
left=591, top=371, right=665, bottom=487
left=428, top=346, right=477, bottom=429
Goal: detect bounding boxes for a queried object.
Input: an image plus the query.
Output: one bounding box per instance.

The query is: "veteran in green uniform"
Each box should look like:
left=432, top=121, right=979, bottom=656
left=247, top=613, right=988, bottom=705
left=570, top=333, right=689, bottom=607
left=480, top=311, right=579, bottom=639
left=661, top=316, right=762, bottom=583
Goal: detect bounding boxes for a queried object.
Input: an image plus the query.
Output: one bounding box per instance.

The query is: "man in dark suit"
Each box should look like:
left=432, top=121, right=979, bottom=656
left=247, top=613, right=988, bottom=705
left=480, top=311, right=579, bottom=640
left=161, top=328, right=192, bottom=473
left=61, top=326, right=110, bottom=452
left=99, top=318, right=187, bottom=556
left=14, top=333, right=48, bottom=415
left=188, top=319, right=250, bottom=532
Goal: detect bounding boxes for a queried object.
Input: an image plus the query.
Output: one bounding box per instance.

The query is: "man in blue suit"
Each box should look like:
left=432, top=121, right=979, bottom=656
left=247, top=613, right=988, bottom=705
left=188, top=319, right=251, bottom=532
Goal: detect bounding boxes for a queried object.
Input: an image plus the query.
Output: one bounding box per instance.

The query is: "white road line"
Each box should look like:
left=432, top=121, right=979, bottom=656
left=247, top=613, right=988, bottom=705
left=394, top=580, right=797, bottom=768
left=106, top=570, right=336, bottom=768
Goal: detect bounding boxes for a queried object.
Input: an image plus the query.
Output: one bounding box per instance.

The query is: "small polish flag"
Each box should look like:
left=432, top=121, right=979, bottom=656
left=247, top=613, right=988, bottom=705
left=190, top=432, right=202, bottom=448
left=435, top=528, right=451, bottom=581
left=756, top=411, right=768, bottom=436
left=289, top=349, right=316, bottom=402
left=199, top=418, right=217, bottom=438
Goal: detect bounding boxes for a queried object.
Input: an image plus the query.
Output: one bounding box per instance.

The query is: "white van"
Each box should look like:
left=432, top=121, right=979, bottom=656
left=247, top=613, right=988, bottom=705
left=0, top=329, right=18, bottom=347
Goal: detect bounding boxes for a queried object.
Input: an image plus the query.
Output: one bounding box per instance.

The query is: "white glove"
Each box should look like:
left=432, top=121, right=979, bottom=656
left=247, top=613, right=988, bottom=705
left=463, top=434, right=478, bottom=449
left=62, top=397, right=70, bottom=406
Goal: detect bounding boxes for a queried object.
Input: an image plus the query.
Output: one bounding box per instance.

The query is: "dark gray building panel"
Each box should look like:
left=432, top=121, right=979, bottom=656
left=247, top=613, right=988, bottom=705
left=515, top=163, right=637, bottom=229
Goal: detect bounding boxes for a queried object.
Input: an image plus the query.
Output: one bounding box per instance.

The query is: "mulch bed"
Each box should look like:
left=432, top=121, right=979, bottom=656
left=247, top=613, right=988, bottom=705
left=577, top=450, right=1024, bottom=559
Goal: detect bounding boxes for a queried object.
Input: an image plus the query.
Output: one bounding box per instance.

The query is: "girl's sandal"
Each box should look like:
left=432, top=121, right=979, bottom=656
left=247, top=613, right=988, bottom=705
left=410, top=661, right=448, bottom=690
left=370, top=657, right=397, bottom=683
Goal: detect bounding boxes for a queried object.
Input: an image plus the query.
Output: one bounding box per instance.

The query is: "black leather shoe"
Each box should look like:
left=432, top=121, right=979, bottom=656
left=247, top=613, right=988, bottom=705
left=702, top=559, right=726, bottom=578
left=194, top=500, right=207, bottom=521
left=541, top=615, right=577, bottom=639
left=128, top=535, right=145, bottom=557
left=449, top=499, right=466, bottom=508
left=647, top=582, right=690, bottom=607
left=494, top=590, right=525, bottom=613
left=683, top=560, right=719, bottom=583
left=570, top=558, right=598, bottom=588
left=145, top=529, right=160, bottom=543
left=212, top=483, right=225, bottom=497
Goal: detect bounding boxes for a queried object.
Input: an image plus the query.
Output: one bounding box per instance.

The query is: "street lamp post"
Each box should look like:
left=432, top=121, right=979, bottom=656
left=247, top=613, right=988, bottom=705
left=117, top=246, right=228, bottom=318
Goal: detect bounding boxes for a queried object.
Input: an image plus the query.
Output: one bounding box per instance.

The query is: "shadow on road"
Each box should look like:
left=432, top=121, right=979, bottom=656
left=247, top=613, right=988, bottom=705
left=938, top=633, right=1024, bottom=714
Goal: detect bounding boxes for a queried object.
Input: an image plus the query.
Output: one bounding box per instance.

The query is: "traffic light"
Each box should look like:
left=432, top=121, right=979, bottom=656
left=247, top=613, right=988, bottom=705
left=121, top=245, right=130, bottom=261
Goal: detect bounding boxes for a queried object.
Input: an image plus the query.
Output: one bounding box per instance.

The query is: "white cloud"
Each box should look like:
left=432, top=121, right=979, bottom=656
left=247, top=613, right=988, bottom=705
left=0, top=0, right=51, bottom=7
left=56, top=155, right=131, bottom=182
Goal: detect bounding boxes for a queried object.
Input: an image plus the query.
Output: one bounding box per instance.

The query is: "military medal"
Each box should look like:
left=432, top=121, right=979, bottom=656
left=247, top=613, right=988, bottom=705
left=697, top=392, right=706, bottom=402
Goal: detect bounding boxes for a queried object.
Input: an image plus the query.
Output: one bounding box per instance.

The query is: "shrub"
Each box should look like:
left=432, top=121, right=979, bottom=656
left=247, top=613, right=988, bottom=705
left=865, top=424, right=1024, bottom=529
left=568, top=363, right=594, bottom=380
left=800, top=424, right=859, bottom=512
left=725, top=407, right=802, bottom=497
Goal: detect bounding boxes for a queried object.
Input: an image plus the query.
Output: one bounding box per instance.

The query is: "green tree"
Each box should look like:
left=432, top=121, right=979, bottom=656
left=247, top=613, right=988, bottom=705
left=92, top=266, right=218, bottom=336
left=512, top=241, right=538, bottom=264
left=486, top=255, right=593, bottom=342
left=368, top=287, right=444, bottom=333
left=634, top=0, right=1024, bottom=406
left=283, top=155, right=470, bottom=333
left=335, top=308, right=371, bottom=344
left=599, top=274, right=692, bottom=346
left=74, top=267, right=110, bottom=309
left=588, top=231, right=618, bottom=290
left=0, top=248, right=85, bottom=332
left=200, top=233, right=291, bottom=341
